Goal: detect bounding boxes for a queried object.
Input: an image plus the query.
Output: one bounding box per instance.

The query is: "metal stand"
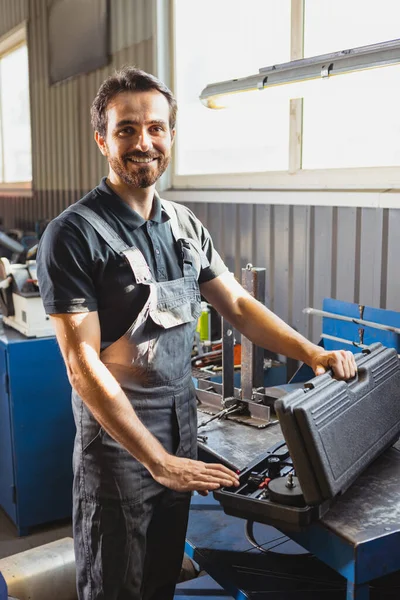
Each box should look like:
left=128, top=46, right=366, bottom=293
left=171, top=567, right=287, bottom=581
left=196, top=264, right=279, bottom=428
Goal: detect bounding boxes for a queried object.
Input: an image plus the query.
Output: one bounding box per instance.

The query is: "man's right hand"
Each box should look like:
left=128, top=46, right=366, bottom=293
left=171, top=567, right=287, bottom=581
left=149, top=454, right=240, bottom=493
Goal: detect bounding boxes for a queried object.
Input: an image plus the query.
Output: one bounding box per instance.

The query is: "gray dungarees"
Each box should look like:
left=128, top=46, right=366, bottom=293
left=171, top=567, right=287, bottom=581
left=68, top=201, right=202, bottom=600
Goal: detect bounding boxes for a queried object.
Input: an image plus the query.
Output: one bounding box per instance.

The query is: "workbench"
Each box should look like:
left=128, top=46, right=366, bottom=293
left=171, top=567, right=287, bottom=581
left=0, top=322, right=74, bottom=535
left=190, top=416, right=400, bottom=599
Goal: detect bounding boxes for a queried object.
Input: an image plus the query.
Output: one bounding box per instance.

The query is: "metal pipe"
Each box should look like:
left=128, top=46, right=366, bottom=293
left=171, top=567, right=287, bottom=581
left=0, top=538, right=76, bottom=600
left=321, top=333, right=368, bottom=349
left=303, top=307, right=400, bottom=335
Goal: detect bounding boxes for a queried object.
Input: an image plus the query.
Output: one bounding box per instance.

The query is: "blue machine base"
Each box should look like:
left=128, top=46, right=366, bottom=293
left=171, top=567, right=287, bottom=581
left=185, top=495, right=400, bottom=599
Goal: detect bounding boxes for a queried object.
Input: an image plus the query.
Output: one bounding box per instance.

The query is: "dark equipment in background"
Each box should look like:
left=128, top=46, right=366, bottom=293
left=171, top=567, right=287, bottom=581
left=0, top=231, right=24, bottom=263
left=48, top=0, right=110, bottom=85
left=0, top=225, right=52, bottom=337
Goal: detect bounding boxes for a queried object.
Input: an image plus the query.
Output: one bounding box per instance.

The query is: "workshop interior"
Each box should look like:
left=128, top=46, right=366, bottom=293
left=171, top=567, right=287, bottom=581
left=1, top=0, right=400, bottom=599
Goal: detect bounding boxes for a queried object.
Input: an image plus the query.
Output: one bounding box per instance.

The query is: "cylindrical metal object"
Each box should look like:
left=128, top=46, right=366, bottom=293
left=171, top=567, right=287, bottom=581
left=303, top=307, right=400, bottom=335
left=321, top=333, right=368, bottom=349
left=0, top=538, right=76, bottom=600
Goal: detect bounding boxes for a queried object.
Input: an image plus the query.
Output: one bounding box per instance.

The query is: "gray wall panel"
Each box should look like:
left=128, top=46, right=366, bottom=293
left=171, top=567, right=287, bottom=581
left=220, top=203, right=236, bottom=274
left=204, top=204, right=222, bottom=259
left=254, top=205, right=272, bottom=307
left=0, top=0, right=28, bottom=38
left=310, top=207, right=334, bottom=341
left=25, top=0, right=155, bottom=194
left=181, top=202, right=400, bottom=342
left=359, top=208, right=384, bottom=309
left=336, top=207, right=357, bottom=303
left=273, top=205, right=290, bottom=323
left=386, top=209, right=400, bottom=311
left=291, top=206, right=309, bottom=338
left=237, top=204, right=253, bottom=274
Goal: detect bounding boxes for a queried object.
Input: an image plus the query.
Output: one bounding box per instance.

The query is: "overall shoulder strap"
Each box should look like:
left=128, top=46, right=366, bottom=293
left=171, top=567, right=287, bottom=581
left=160, top=199, right=183, bottom=242
left=161, top=199, right=206, bottom=259
left=68, top=204, right=152, bottom=284
left=160, top=199, right=210, bottom=276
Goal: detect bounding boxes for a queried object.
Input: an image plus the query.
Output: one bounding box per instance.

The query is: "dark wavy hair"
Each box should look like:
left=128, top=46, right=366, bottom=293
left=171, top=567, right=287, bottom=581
left=90, top=66, right=177, bottom=137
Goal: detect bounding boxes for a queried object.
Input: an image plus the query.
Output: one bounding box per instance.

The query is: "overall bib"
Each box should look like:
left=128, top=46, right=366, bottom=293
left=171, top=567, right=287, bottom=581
left=68, top=202, right=202, bottom=600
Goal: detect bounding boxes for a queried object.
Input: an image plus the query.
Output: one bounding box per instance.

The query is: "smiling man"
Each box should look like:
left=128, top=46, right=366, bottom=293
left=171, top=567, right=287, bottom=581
left=37, top=67, right=356, bottom=600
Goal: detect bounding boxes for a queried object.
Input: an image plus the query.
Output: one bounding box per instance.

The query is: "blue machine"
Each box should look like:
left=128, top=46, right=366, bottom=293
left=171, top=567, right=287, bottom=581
left=0, top=324, right=74, bottom=535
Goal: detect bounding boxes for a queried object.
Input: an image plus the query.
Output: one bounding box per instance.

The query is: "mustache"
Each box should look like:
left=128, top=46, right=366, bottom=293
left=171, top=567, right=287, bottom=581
left=123, top=152, right=160, bottom=161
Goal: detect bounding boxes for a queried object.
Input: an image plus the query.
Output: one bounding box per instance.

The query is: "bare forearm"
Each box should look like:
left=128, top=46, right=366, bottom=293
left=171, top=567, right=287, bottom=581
left=229, top=295, right=321, bottom=366
left=68, top=351, right=166, bottom=471
left=50, top=312, right=240, bottom=493
left=201, top=274, right=356, bottom=379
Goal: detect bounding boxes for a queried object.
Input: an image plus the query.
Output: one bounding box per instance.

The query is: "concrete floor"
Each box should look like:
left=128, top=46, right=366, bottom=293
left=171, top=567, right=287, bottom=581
left=0, top=506, right=72, bottom=560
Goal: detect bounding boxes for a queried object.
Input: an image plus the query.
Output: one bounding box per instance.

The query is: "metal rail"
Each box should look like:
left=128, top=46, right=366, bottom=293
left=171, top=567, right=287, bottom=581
left=303, top=307, right=400, bottom=335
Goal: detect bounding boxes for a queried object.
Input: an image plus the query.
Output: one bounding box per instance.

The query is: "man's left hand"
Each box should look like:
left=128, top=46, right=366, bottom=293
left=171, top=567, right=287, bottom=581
left=310, top=349, right=357, bottom=380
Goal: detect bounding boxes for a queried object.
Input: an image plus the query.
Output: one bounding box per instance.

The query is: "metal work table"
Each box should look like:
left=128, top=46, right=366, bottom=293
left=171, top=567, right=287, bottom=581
left=193, top=416, right=400, bottom=599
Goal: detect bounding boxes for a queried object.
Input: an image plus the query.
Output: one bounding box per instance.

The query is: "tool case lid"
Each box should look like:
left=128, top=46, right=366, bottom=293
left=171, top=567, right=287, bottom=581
left=275, top=343, right=400, bottom=506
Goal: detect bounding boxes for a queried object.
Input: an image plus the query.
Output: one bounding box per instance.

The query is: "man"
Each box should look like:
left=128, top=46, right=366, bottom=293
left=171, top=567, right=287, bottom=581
left=37, top=67, right=356, bottom=600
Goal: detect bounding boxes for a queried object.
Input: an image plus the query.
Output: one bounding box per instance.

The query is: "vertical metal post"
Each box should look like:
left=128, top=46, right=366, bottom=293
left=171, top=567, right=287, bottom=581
left=346, top=581, right=369, bottom=600
left=241, top=265, right=266, bottom=401
left=222, top=318, right=234, bottom=400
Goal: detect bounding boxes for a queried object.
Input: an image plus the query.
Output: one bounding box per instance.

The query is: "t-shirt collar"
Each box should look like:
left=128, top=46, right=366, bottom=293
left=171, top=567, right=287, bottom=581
left=97, top=177, right=169, bottom=229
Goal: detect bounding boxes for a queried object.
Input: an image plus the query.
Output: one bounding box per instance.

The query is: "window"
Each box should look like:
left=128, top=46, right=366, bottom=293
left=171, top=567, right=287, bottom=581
left=0, top=30, right=32, bottom=185
left=304, top=0, right=400, bottom=57
left=173, top=0, right=291, bottom=177
left=301, top=65, right=400, bottom=170
left=302, top=0, right=400, bottom=171
left=172, top=0, right=400, bottom=190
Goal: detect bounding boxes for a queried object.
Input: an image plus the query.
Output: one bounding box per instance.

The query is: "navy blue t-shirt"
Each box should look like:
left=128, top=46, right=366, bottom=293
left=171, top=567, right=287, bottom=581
left=37, top=178, right=227, bottom=346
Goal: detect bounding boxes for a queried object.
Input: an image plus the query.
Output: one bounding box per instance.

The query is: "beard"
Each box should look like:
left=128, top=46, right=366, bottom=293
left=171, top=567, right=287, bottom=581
left=107, top=151, right=171, bottom=188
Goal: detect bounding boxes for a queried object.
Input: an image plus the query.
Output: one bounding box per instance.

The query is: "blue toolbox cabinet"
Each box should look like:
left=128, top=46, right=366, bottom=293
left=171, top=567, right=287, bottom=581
left=0, top=324, right=74, bottom=535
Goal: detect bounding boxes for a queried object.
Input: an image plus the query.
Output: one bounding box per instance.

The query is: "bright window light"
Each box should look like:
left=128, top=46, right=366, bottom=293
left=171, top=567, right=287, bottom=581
left=305, top=0, right=400, bottom=57
left=174, top=0, right=291, bottom=175
left=302, top=64, right=400, bottom=169
left=0, top=44, right=32, bottom=183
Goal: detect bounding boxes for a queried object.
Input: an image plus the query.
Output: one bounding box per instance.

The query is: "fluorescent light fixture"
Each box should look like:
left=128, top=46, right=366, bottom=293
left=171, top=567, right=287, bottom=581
left=200, top=38, right=400, bottom=108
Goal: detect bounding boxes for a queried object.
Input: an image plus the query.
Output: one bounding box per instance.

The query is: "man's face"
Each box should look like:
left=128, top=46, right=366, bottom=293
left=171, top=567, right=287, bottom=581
left=96, top=90, right=175, bottom=188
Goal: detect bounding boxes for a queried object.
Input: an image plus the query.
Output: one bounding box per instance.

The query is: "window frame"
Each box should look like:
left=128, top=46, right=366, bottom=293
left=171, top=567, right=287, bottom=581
left=169, top=0, right=400, bottom=194
left=0, top=23, right=33, bottom=196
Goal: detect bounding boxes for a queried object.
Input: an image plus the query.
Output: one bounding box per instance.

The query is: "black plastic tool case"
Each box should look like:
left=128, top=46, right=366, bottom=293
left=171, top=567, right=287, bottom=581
left=215, top=343, right=400, bottom=529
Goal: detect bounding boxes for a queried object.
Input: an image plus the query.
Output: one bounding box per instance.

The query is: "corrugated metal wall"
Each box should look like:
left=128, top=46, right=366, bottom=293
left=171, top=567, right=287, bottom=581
left=0, top=0, right=28, bottom=38
left=30, top=0, right=154, bottom=196
left=186, top=203, right=400, bottom=341
left=0, top=0, right=155, bottom=225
